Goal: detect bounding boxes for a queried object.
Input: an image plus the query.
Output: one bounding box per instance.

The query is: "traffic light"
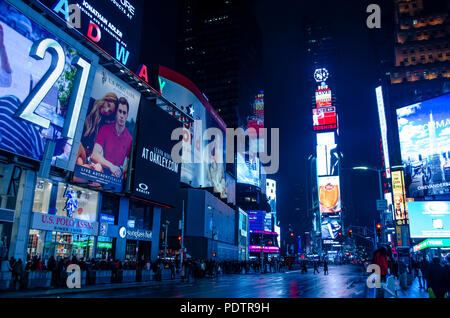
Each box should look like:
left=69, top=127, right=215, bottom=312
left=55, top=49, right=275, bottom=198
left=376, top=224, right=382, bottom=238
left=290, top=232, right=294, bottom=238
left=348, top=229, right=352, bottom=238
left=338, top=232, right=342, bottom=238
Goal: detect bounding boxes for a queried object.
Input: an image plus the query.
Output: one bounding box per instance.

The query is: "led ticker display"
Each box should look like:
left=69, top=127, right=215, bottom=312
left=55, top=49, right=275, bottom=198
left=313, top=107, right=337, bottom=131
left=396, top=93, right=450, bottom=198
left=39, top=0, right=144, bottom=70
left=408, top=201, right=450, bottom=238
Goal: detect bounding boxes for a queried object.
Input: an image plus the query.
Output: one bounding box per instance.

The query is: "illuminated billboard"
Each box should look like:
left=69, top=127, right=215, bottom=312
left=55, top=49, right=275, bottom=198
left=315, top=87, right=332, bottom=107
left=396, top=93, right=450, bottom=198
left=376, top=86, right=391, bottom=179
left=317, top=143, right=339, bottom=177
left=392, top=170, right=408, bottom=222
left=132, top=100, right=181, bottom=207
left=39, top=0, right=143, bottom=70
left=0, top=0, right=94, bottom=169
left=158, top=66, right=227, bottom=197
left=313, top=107, right=337, bottom=131
left=321, top=215, right=342, bottom=240
left=409, top=201, right=450, bottom=238
left=318, top=176, right=341, bottom=213
left=73, top=66, right=141, bottom=192
left=237, top=152, right=260, bottom=188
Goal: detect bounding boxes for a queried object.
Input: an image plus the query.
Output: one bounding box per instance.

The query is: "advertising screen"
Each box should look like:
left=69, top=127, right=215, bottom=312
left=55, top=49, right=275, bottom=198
left=315, top=87, right=332, bottom=107
left=38, top=0, right=143, bottom=70
left=237, top=152, right=260, bottom=188
left=392, top=170, right=408, bottom=221
left=376, top=86, right=391, bottom=178
left=0, top=0, right=93, bottom=168
left=317, top=143, right=339, bottom=177
left=397, top=93, right=450, bottom=198
left=321, top=215, right=342, bottom=240
left=408, top=201, right=450, bottom=238
left=318, top=176, right=342, bottom=213
left=132, top=100, right=181, bottom=207
left=158, top=66, right=227, bottom=197
left=248, top=210, right=265, bottom=232
left=73, top=66, right=141, bottom=192
left=313, top=107, right=337, bottom=131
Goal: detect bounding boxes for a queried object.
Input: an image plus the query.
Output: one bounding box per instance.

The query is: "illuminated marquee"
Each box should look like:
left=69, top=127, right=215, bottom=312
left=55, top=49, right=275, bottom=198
left=315, top=87, right=332, bottom=107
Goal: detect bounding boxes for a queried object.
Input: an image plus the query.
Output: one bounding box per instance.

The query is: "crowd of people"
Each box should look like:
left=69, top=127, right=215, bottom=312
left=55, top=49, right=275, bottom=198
left=371, top=246, right=450, bottom=298
left=0, top=254, right=289, bottom=290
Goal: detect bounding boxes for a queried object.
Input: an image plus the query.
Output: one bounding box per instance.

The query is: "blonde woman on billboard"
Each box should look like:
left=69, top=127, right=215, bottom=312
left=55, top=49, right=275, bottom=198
left=76, top=92, right=118, bottom=166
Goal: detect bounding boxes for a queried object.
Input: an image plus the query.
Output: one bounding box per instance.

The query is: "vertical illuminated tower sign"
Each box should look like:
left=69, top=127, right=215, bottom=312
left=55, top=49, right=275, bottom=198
left=313, top=68, right=343, bottom=258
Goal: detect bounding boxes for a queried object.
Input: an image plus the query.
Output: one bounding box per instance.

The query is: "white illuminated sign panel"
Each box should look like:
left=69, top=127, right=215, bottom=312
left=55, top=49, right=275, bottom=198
left=376, top=86, right=391, bottom=178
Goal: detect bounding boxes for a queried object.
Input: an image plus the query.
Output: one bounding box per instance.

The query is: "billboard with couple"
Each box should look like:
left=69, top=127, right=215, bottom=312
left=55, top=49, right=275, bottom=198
left=73, top=66, right=141, bottom=192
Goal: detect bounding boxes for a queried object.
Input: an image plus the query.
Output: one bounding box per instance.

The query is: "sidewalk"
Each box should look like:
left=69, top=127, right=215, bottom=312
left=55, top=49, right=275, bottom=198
left=0, top=278, right=184, bottom=298
left=366, top=276, right=430, bottom=298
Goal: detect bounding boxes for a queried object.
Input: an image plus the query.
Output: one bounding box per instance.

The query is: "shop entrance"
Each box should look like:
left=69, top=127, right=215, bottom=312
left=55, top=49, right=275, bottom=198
left=138, top=241, right=152, bottom=261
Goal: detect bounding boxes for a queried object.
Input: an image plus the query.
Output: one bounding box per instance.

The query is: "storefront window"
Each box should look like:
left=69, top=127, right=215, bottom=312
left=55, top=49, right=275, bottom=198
left=125, top=239, right=138, bottom=260
left=33, top=178, right=99, bottom=221
left=30, top=178, right=99, bottom=260
left=95, top=194, right=119, bottom=260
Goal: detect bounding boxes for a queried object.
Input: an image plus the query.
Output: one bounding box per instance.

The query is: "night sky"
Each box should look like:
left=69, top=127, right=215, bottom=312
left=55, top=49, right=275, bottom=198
left=141, top=0, right=396, bottom=234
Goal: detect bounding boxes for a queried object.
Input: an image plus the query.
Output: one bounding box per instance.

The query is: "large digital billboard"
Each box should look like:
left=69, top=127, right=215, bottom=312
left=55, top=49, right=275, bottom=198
left=321, top=215, right=342, bottom=240
left=317, top=143, right=339, bottom=177
left=0, top=0, right=94, bottom=168
left=237, top=152, right=260, bottom=188
left=315, top=87, right=332, bottom=107
left=318, top=176, right=342, bottom=213
left=313, top=107, right=337, bottom=131
left=38, top=0, right=143, bottom=70
left=392, top=170, right=408, bottom=222
left=409, top=201, right=450, bottom=238
left=132, top=99, right=181, bottom=207
left=158, top=66, right=227, bottom=197
left=73, top=66, right=141, bottom=192
left=397, top=93, right=450, bottom=198
left=248, top=210, right=266, bottom=232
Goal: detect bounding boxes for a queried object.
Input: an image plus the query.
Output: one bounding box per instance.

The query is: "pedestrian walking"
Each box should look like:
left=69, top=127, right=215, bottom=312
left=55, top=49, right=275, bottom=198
left=372, top=247, right=388, bottom=298
left=313, top=261, right=320, bottom=274
left=427, top=257, right=446, bottom=298
left=323, top=260, right=329, bottom=275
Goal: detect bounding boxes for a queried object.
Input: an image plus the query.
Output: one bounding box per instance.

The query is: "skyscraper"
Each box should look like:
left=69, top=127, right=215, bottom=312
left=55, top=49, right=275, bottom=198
left=176, top=0, right=263, bottom=128
left=390, top=0, right=450, bottom=107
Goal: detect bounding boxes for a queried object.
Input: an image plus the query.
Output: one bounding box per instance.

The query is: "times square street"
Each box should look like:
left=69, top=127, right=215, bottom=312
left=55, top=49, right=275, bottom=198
left=0, top=264, right=428, bottom=299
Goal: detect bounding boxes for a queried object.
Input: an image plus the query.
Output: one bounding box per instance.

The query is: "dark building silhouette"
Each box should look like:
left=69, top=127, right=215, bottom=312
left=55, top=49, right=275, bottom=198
left=176, top=0, right=263, bottom=128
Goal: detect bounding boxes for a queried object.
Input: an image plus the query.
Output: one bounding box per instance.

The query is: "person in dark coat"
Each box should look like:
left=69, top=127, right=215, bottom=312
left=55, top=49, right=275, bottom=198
left=13, top=259, right=24, bottom=290
left=47, top=256, right=57, bottom=287
left=323, top=260, right=329, bottom=275
left=427, top=257, right=447, bottom=298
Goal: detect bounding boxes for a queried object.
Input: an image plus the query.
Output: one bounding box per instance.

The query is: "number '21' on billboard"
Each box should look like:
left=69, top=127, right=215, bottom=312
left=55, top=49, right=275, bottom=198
left=0, top=0, right=95, bottom=169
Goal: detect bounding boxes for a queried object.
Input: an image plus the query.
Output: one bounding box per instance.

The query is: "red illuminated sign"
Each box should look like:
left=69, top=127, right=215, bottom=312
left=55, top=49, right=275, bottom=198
left=313, top=107, right=337, bottom=131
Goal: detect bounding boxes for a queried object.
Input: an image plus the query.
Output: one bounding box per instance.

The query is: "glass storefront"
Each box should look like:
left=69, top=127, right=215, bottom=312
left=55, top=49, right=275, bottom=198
left=124, top=201, right=154, bottom=261
left=28, top=178, right=99, bottom=260
left=96, top=194, right=119, bottom=260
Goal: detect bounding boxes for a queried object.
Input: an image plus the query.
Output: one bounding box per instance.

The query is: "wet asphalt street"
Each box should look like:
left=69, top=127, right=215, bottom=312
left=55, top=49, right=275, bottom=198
left=52, top=264, right=369, bottom=298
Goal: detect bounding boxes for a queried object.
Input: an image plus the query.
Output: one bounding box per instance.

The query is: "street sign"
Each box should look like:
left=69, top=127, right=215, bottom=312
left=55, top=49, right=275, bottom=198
left=376, top=199, right=388, bottom=211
